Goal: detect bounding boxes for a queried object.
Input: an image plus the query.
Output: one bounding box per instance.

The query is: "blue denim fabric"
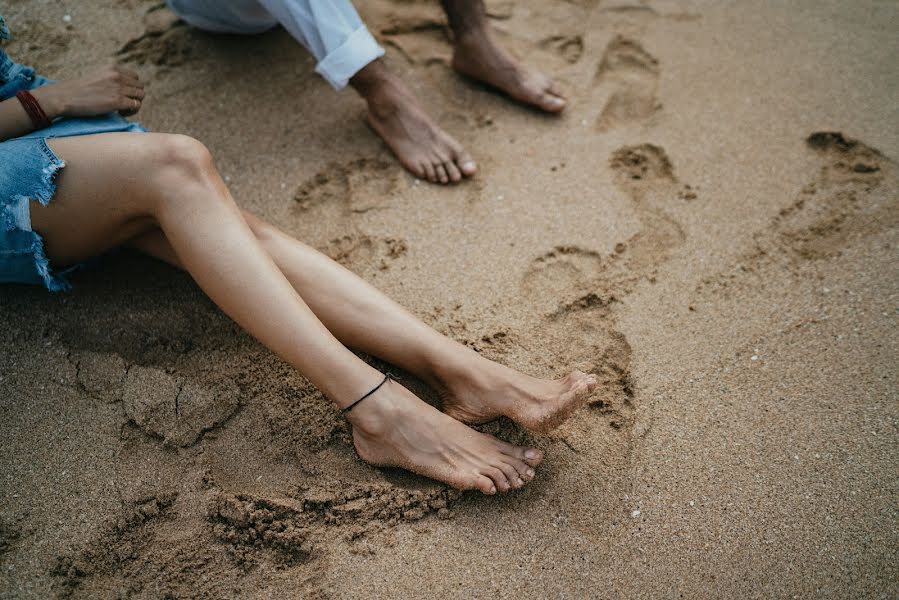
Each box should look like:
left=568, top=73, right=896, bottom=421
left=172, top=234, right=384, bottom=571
left=1, top=33, right=146, bottom=291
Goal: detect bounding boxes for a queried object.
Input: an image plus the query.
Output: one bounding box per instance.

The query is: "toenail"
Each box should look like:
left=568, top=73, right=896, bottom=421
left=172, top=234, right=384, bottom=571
left=525, top=449, right=540, bottom=460
left=526, top=468, right=535, bottom=477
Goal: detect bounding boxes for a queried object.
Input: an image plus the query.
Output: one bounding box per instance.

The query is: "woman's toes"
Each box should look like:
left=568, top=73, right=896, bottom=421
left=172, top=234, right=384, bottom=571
left=506, top=457, right=535, bottom=482
left=472, top=474, right=497, bottom=495
left=493, top=439, right=542, bottom=467
left=523, top=447, right=544, bottom=466
left=496, top=461, right=524, bottom=489
left=483, top=466, right=512, bottom=492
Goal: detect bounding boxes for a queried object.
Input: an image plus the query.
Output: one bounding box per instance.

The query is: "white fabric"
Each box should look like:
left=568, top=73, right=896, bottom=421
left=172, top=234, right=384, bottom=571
left=12, top=197, right=31, bottom=232
left=166, top=0, right=385, bottom=89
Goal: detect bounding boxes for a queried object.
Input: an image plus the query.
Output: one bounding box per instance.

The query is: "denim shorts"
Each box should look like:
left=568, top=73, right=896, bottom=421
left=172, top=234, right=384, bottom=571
left=1, top=23, right=146, bottom=291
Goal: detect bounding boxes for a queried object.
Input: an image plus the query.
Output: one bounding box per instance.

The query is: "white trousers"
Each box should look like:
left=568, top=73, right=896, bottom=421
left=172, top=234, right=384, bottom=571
left=166, top=0, right=385, bottom=89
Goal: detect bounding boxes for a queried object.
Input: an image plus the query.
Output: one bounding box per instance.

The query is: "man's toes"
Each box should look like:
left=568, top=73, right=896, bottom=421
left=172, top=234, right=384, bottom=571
left=482, top=466, right=512, bottom=493
left=422, top=161, right=438, bottom=183
left=435, top=162, right=450, bottom=184
left=444, top=160, right=463, bottom=183
left=539, top=89, right=566, bottom=113
left=454, top=149, right=477, bottom=177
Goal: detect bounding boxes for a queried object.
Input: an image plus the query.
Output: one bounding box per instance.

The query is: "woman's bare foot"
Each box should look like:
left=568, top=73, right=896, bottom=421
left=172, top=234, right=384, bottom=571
left=350, top=60, right=476, bottom=185
left=434, top=351, right=597, bottom=433
left=347, top=378, right=543, bottom=494
left=451, top=30, right=567, bottom=113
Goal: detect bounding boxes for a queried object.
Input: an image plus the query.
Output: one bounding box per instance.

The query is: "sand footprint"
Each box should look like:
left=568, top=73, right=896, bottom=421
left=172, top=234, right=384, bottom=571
left=594, top=35, right=661, bottom=131
left=608, top=143, right=690, bottom=270
left=117, top=5, right=192, bottom=67
left=698, top=131, right=898, bottom=295
left=323, top=235, right=408, bottom=274
left=539, top=34, right=585, bottom=64
left=515, top=143, right=693, bottom=447
left=294, top=158, right=404, bottom=216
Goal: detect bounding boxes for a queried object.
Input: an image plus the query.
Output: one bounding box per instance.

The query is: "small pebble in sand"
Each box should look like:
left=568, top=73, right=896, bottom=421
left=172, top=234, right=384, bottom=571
left=63, top=14, right=72, bottom=23
left=689, top=501, right=695, bottom=507
left=631, top=510, right=641, bottom=518
left=581, top=119, right=587, bottom=126
left=751, top=355, right=759, bottom=361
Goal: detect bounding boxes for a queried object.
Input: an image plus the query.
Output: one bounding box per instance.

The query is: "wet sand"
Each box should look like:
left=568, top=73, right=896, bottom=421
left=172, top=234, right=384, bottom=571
left=1, top=0, right=897, bottom=598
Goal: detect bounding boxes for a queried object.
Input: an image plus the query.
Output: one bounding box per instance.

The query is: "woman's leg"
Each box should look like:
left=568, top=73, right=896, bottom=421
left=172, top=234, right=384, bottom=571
left=129, top=212, right=598, bottom=434
left=31, top=132, right=541, bottom=493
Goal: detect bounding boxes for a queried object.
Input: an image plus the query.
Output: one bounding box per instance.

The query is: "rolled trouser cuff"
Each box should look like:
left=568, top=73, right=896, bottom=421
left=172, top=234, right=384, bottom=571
left=315, top=25, right=385, bottom=90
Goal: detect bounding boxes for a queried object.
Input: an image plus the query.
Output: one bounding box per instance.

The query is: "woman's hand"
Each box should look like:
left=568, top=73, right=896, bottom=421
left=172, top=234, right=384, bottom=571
left=30, top=65, right=145, bottom=120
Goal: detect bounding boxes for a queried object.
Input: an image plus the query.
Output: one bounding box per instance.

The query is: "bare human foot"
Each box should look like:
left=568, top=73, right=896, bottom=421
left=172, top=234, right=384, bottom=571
left=346, top=377, right=543, bottom=494
left=433, top=350, right=597, bottom=433
left=451, top=29, right=567, bottom=114
left=350, top=59, right=476, bottom=185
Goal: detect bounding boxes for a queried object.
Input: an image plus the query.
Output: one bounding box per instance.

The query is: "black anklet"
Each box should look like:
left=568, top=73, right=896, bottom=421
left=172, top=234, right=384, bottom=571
left=342, top=373, right=394, bottom=415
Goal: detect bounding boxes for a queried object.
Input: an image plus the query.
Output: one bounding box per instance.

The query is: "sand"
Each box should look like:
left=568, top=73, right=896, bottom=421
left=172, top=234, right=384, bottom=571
left=1, top=0, right=897, bottom=598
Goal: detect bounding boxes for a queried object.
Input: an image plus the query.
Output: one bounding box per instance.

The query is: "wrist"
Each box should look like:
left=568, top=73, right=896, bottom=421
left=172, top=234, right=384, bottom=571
left=29, top=86, right=66, bottom=120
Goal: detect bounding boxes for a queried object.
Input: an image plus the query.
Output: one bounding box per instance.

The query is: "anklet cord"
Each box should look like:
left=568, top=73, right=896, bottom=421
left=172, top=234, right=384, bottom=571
left=342, top=373, right=394, bottom=415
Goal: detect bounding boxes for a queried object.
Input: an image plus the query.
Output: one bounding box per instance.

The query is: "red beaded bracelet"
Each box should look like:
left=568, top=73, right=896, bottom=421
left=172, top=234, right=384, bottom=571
left=15, top=90, right=52, bottom=130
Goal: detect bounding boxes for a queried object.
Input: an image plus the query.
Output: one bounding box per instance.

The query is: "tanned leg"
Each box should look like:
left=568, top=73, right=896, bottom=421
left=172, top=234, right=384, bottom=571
left=129, top=212, right=598, bottom=435
left=441, top=0, right=567, bottom=113
left=31, top=132, right=544, bottom=493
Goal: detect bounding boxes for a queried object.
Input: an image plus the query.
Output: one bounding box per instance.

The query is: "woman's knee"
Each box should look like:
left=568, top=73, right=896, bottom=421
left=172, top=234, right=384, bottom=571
left=151, top=134, right=216, bottom=181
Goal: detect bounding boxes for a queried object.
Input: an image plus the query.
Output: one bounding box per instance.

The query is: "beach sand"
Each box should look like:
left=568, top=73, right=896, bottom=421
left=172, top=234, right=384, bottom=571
left=1, top=0, right=897, bottom=597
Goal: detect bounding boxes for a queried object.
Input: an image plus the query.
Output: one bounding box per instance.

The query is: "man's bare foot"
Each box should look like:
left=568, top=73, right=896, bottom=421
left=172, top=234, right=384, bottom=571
left=347, top=377, right=543, bottom=493
left=350, top=60, right=476, bottom=185
left=451, top=29, right=567, bottom=114
left=434, top=351, right=597, bottom=433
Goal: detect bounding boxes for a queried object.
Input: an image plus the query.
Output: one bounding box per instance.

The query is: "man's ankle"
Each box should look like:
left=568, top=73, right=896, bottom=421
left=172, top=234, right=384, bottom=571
left=349, top=58, right=394, bottom=99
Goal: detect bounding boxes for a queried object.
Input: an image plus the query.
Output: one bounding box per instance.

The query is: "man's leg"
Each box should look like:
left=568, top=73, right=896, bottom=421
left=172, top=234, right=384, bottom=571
left=441, top=0, right=567, bottom=113
left=167, top=0, right=477, bottom=184
left=255, top=0, right=478, bottom=185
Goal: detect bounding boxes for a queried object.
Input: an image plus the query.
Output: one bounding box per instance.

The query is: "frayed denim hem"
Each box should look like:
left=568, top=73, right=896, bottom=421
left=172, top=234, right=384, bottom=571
left=1, top=139, right=74, bottom=292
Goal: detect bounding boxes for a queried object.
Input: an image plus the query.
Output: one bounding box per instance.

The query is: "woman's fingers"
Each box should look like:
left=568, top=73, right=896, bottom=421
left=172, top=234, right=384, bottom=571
left=123, top=86, right=145, bottom=100
left=118, top=96, right=141, bottom=117
left=113, top=64, right=140, bottom=81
